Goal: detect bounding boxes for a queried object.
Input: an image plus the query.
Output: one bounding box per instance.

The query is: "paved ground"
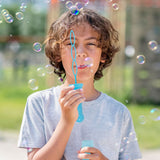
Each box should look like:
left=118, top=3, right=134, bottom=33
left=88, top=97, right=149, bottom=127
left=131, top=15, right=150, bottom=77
left=0, top=130, right=160, bottom=160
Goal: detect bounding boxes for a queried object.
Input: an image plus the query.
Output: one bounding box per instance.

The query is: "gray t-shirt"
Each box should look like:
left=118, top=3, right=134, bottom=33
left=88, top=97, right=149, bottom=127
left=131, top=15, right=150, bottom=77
left=18, top=85, right=142, bottom=160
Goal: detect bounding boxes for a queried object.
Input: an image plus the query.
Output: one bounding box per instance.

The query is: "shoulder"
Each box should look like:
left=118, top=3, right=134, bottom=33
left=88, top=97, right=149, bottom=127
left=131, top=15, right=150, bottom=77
left=27, top=85, right=61, bottom=105
left=101, top=92, right=131, bottom=117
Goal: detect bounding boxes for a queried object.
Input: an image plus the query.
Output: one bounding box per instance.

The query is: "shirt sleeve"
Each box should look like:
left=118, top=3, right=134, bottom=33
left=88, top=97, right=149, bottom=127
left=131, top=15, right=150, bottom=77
left=119, top=108, right=142, bottom=160
left=17, top=93, right=46, bottom=149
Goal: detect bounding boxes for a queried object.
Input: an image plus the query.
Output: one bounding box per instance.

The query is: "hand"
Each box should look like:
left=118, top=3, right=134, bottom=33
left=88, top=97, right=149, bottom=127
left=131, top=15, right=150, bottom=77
left=59, top=85, right=85, bottom=123
left=77, top=147, right=109, bottom=160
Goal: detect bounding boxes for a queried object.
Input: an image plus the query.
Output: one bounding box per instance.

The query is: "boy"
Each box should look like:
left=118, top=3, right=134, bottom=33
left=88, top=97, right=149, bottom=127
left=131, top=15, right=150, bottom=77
left=18, top=8, right=142, bottom=160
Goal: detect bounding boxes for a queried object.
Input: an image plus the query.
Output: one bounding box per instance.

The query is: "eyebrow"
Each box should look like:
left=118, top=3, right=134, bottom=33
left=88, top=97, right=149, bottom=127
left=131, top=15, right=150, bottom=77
left=63, top=37, right=99, bottom=42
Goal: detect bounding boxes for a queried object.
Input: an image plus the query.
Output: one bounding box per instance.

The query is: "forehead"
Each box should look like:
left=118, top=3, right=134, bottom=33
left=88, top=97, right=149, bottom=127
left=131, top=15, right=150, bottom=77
left=68, top=22, right=99, bottom=39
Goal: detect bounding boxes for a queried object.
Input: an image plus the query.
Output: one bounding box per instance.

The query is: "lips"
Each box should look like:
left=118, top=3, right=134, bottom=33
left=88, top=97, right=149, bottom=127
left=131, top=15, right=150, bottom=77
left=77, top=65, right=87, bottom=69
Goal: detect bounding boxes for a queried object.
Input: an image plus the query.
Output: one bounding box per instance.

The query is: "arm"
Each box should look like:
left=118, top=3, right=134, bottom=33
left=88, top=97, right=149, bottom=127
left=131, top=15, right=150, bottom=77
left=29, top=85, right=85, bottom=160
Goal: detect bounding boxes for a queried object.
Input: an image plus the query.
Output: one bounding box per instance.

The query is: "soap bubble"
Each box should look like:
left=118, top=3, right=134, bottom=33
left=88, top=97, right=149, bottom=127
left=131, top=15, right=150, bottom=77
left=138, top=115, right=146, bottom=125
left=125, top=45, right=135, bottom=57
left=15, top=12, right=24, bottom=20
left=136, top=55, right=145, bottom=64
left=82, top=0, right=89, bottom=6
left=65, top=1, right=73, bottom=9
left=112, top=3, right=119, bottom=11
left=1, top=9, right=9, bottom=15
left=37, top=67, right=45, bottom=77
left=5, top=14, right=14, bottom=23
left=148, top=40, right=158, bottom=51
left=1, top=9, right=14, bottom=23
left=75, top=2, right=83, bottom=10
left=20, top=3, right=27, bottom=12
left=122, top=137, right=130, bottom=144
left=33, top=42, right=42, bottom=52
left=28, top=79, right=39, bottom=90
left=150, top=108, right=160, bottom=121
left=45, top=64, right=54, bottom=74
left=84, top=57, right=93, bottom=67
left=70, top=5, right=80, bottom=15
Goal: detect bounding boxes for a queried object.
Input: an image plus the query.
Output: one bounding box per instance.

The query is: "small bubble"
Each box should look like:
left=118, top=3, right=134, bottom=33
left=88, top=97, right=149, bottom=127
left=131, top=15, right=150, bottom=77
left=45, top=64, right=54, bottom=74
left=84, top=57, right=93, bottom=67
left=37, top=67, right=45, bottom=77
left=15, top=12, right=24, bottom=20
left=112, top=3, right=119, bottom=11
left=28, top=79, right=39, bottom=90
left=138, top=115, right=146, bottom=125
left=1, top=9, right=9, bottom=15
left=5, top=14, right=14, bottom=23
left=70, top=5, right=80, bottom=15
left=82, top=0, right=89, bottom=6
left=136, top=55, right=145, bottom=64
left=125, top=99, right=129, bottom=103
left=120, top=148, right=124, bottom=152
left=75, top=2, right=83, bottom=10
left=65, top=1, right=73, bottom=9
left=33, top=42, right=42, bottom=52
left=148, top=40, right=158, bottom=51
left=20, top=3, right=27, bottom=12
left=125, top=45, right=135, bottom=57
left=122, top=137, right=130, bottom=144
left=150, top=108, right=160, bottom=121
left=58, top=77, right=63, bottom=83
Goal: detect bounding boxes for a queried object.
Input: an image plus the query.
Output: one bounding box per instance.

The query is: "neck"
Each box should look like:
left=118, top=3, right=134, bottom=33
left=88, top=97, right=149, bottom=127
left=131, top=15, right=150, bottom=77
left=62, top=79, right=100, bottom=101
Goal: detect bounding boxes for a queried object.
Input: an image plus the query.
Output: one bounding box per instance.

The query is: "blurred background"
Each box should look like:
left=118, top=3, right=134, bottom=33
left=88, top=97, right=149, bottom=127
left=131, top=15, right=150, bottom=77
left=0, top=0, right=160, bottom=159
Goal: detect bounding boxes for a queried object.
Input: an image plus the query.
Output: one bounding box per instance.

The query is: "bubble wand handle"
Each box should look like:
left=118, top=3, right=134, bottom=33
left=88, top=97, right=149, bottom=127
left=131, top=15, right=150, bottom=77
left=70, top=30, right=84, bottom=122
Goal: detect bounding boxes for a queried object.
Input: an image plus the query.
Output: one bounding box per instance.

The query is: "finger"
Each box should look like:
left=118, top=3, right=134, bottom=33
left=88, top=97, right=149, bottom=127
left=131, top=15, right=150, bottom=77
left=69, top=96, right=85, bottom=108
left=77, top=152, right=97, bottom=160
left=64, top=93, right=85, bottom=107
left=80, top=147, right=97, bottom=154
left=59, top=85, right=74, bottom=98
left=64, top=89, right=83, bottom=103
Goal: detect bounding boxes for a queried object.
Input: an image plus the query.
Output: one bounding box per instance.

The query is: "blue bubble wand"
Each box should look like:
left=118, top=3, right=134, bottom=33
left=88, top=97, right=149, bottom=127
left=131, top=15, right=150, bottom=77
left=69, top=30, right=84, bottom=122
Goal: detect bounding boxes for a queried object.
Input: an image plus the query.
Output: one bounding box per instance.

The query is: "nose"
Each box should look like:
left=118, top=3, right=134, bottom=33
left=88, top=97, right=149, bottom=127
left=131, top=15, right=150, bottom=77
left=76, top=46, right=87, bottom=58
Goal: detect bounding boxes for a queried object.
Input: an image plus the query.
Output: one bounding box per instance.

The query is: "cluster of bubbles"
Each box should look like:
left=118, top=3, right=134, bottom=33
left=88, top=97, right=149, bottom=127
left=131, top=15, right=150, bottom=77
left=116, top=131, right=138, bottom=158
left=139, top=108, right=160, bottom=125
left=125, top=40, right=159, bottom=65
left=107, top=0, right=119, bottom=11
left=63, top=0, right=89, bottom=15
left=0, top=3, right=27, bottom=23
left=28, top=64, right=54, bottom=90
left=1, top=9, right=14, bottom=23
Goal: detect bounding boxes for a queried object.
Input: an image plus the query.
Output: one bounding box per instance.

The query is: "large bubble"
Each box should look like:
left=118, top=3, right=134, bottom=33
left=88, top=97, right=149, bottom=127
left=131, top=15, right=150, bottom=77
left=28, top=79, right=39, bottom=90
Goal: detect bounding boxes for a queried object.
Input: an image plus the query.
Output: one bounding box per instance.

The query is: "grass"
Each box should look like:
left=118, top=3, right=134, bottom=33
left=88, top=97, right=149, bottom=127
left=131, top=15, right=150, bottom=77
left=0, top=66, right=160, bottom=149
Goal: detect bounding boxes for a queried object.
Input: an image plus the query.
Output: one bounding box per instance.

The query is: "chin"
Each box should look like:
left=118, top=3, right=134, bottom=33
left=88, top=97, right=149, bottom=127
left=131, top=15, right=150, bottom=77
left=76, top=74, right=93, bottom=83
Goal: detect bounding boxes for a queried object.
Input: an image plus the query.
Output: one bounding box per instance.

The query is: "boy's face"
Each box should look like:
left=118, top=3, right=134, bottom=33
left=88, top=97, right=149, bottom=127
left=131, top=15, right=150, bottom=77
left=60, top=22, right=102, bottom=83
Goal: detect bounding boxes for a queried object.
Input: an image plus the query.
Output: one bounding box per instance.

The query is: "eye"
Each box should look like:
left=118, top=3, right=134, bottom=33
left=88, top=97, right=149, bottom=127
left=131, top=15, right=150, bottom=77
left=66, top=43, right=72, bottom=45
left=87, top=43, right=97, bottom=46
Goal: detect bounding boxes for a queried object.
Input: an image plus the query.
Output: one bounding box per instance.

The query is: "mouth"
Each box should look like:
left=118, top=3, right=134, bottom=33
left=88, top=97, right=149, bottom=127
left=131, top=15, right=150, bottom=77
left=76, top=65, right=88, bottom=69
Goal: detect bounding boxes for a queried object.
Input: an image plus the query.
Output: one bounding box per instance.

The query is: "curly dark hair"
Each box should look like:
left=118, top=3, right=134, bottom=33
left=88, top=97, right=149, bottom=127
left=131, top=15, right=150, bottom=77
left=45, top=8, right=120, bottom=80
